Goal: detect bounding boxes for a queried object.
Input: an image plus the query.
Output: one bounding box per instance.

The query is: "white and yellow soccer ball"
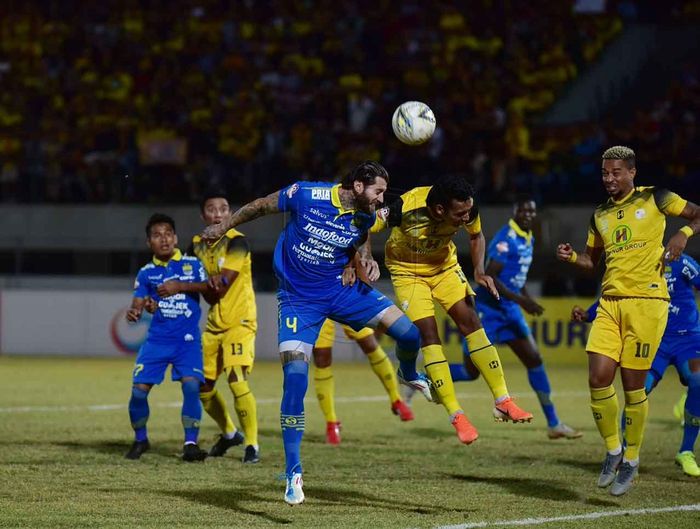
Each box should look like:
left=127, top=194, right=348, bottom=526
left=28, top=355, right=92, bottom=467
left=391, top=101, right=436, bottom=145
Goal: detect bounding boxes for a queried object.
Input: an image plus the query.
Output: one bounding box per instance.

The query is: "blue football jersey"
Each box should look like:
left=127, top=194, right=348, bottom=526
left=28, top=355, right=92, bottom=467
left=133, top=249, right=207, bottom=343
left=274, top=181, right=374, bottom=297
left=476, top=219, right=534, bottom=307
left=664, top=254, right=700, bottom=335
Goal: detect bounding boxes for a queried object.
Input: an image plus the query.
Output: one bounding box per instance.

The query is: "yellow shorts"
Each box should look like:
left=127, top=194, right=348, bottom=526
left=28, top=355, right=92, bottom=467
left=586, top=297, right=668, bottom=370
left=315, top=318, right=374, bottom=348
left=202, top=324, right=256, bottom=380
left=392, top=265, right=475, bottom=322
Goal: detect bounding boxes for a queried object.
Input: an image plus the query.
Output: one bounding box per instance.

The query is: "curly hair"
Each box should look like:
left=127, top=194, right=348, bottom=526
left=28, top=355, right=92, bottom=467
left=602, top=146, right=636, bottom=169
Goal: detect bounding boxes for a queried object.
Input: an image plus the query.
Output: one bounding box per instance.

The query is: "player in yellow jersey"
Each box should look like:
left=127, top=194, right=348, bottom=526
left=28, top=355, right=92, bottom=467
left=313, top=319, right=413, bottom=445
left=369, top=175, right=533, bottom=445
left=190, top=189, right=260, bottom=463
left=557, top=146, right=700, bottom=496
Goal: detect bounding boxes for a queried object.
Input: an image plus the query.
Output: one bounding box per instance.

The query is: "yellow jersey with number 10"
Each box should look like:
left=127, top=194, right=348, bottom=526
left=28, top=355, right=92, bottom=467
left=191, top=228, right=257, bottom=333
left=586, top=186, right=686, bottom=299
left=371, top=186, right=482, bottom=277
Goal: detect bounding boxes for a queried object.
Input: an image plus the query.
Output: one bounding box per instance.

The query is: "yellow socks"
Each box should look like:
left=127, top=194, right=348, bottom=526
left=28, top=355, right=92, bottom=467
left=200, top=388, right=236, bottom=436
left=423, top=344, right=462, bottom=415
left=465, top=329, right=509, bottom=400
left=314, top=366, right=337, bottom=423
left=366, top=346, right=401, bottom=403
left=229, top=380, right=258, bottom=447
left=623, top=388, right=648, bottom=461
left=590, top=384, right=621, bottom=452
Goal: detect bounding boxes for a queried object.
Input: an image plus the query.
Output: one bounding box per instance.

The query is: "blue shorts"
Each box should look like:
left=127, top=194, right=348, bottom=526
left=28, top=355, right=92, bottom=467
left=277, top=280, right=394, bottom=355
left=132, top=339, right=204, bottom=385
left=475, top=299, right=531, bottom=344
left=649, top=332, right=700, bottom=385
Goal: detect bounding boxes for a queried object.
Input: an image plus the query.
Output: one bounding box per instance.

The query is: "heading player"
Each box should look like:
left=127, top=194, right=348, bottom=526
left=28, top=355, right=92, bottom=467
left=190, top=189, right=260, bottom=463
left=454, top=197, right=581, bottom=440
left=202, top=161, right=432, bottom=505
left=125, top=213, right=209, bottom=462
left=557, top=145, right=700, bottom=495
left=573, top=252, right=700, bottom=477
left=370, top=175, right=533, bottom=445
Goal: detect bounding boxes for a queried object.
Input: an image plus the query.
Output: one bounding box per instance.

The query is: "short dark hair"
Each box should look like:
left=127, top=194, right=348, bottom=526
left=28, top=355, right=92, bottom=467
left=145, top=213, right=176, bottom=237
left=426, top=175, right=474, bottom=208
left=341, top=161, right=389, bottom=189
left=200, top=188, right=229, bottom=212
left=514, top=194, right=535, bottom=208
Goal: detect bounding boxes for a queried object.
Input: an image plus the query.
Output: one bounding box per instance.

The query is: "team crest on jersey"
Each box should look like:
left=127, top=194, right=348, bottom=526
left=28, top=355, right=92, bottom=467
left=311, top=188, right=331, bottom=200
left=286, top=183, right=300, bottom=198
left=616, top=210, right=624, bottom=219
left=635, top=208, right=646, bottom=219
left=377, top=207, right=389, bottom=221
left=496, top=241, right=509, bottom=254
left=182, top=263, right=193, bottom=276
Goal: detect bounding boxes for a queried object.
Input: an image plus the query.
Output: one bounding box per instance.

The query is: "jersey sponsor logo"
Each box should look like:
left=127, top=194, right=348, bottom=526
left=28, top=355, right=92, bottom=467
left=496, top=241, right=509, bottom=254
left=612, top=225, right=632, bottom=246
left=311, top=188, right=331, bottom=200
left=286, top=183, right=300, bottom=198
left=635, top=208, right=646, bottom=219
left=309, top=207, right=328, bottom=218
left=303, top=223, right=353, bottom=245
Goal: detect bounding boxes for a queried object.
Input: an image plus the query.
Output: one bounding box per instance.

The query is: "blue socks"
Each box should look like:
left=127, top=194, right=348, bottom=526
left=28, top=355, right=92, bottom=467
left=181, top=378, right=203, bottom=444
left=129, top=386, right=150, bottom=442
left=527, top=365, right=559, bottom=428
left=681, top=371, right=700, bottom=453
left=386, top=315, right=421, bottom=380
left=281, top=359, right=309, bottom=475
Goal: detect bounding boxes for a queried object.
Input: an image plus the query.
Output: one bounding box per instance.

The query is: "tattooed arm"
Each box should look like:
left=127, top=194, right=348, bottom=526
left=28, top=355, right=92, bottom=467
left=202, top=191, right=281, bottom=240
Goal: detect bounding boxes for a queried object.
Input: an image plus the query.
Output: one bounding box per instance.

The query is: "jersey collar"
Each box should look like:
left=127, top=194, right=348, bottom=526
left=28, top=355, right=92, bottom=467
left=610, top=187, right=635, bottom=205
left=331, top=184, right=355, bottom=215
left=152, top=248, right=182, bottom=266
left=508, top=219, right=532, bottom=245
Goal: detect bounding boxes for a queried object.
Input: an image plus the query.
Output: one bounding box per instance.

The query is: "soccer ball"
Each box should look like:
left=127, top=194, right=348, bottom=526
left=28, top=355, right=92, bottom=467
left=391, top=101, right=436, bottom=145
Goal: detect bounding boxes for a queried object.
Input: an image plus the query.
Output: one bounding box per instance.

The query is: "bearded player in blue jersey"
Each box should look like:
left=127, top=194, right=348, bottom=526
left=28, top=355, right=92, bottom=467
left=203, top=161, right=433, bottom=505
left=125, top=213, right=211, bottom=462
left=573, top=253, right=700, bottom=477
left=451, top=197, right=581, bottom=439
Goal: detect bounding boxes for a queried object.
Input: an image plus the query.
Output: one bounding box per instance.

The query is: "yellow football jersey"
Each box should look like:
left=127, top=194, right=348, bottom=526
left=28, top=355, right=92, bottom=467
left=371, top=186, right=482, bottom=277
left=191, top=228, right=257, bottom=333
left=586, top=186, right=687, bottom=299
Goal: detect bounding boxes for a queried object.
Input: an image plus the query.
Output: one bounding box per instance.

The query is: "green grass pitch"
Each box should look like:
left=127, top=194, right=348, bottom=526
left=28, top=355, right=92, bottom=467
left=0, top=356, right=697, bottom=528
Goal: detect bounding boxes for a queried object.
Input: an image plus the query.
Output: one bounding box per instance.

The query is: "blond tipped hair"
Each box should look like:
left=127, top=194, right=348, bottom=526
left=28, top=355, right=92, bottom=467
left=602, top=146, right=635, bottom=169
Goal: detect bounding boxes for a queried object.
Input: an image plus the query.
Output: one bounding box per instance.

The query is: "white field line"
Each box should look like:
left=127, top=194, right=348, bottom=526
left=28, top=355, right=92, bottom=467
left=432, top=503, right=700, bottom=529
left=0, top=391, right=591, bottom=414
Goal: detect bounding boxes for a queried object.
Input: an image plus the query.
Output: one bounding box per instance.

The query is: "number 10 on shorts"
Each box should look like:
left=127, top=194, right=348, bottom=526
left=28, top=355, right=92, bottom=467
left=634, top=343, right=650, bottom=358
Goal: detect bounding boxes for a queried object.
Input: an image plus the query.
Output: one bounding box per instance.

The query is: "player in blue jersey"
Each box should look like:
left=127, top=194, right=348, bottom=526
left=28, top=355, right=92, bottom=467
left=125, top=213, right=211, bottom=462
left=572, top=253, right=700, bottom=476
left=203, top=161, right=432, bottom=505
left=452, top=197, right=581, bottom=439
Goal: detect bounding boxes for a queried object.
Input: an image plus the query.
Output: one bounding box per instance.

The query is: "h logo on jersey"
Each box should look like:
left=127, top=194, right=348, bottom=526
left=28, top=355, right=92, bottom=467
left=612, top=225, right=631, bottom=246
left=616, top=210, right=624, bottom=219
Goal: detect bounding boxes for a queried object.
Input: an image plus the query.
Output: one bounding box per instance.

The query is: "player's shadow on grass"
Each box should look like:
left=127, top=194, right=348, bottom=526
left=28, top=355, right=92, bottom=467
left=448, top=474, right=580, bottom=502
left=554, top=457, right=603, bottom=474
left=161, top=487, right=294, bottom=524
left=54, top=440, right=176, bottom=459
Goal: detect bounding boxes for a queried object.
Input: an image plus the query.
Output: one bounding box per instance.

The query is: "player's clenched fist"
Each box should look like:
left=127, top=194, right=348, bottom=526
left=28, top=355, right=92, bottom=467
left=556, top=243, right=573, bottom=262
left=126, top=307, right=142, bottom=322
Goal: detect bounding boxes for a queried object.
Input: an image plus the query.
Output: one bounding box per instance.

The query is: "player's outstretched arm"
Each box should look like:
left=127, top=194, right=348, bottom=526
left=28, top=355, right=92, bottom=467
left=470, top=231, right=499, bottom=299
left=202, top=190, right=281, bottom=240
left=665, top=201, right=700, bottom=262
left=556, top=243, right=602, bottom=272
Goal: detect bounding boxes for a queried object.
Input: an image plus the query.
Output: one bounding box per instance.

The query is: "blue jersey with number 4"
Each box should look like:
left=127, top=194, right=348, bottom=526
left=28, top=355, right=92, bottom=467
left=274, top=181, right=375, bottom=297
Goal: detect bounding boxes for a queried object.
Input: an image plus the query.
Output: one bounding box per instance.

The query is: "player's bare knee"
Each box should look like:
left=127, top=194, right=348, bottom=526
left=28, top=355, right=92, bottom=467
left=312, top=347, right=332, bottom=367
left=133, top=383, right=152, bottom=393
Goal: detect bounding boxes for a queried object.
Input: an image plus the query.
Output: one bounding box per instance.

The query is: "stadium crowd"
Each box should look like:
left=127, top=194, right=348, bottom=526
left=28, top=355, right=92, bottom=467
left=0, top=1, right=696, bottom=205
